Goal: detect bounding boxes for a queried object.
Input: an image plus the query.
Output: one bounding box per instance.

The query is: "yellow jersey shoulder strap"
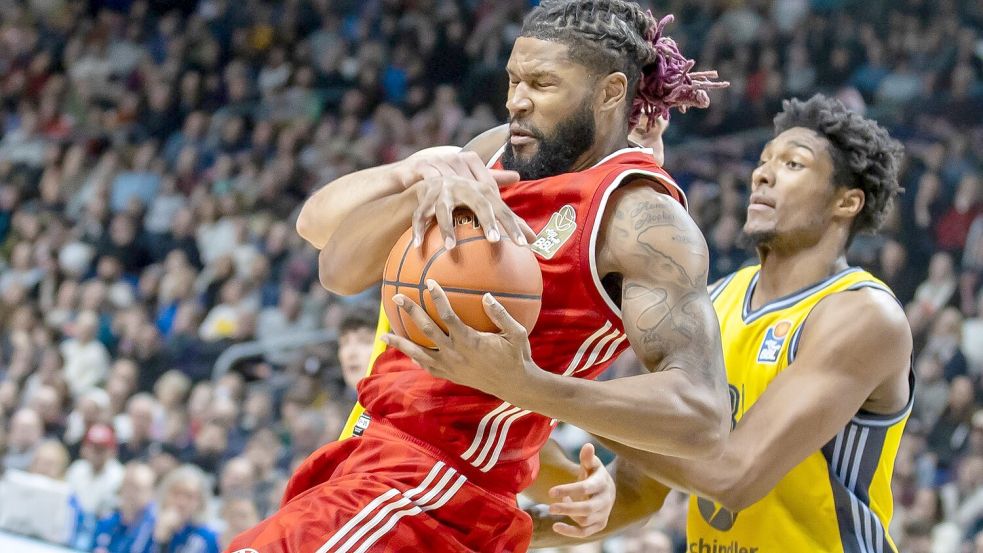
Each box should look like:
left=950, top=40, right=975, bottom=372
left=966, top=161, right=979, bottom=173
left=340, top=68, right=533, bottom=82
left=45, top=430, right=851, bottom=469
left=339, top=301, right=392, bottom=440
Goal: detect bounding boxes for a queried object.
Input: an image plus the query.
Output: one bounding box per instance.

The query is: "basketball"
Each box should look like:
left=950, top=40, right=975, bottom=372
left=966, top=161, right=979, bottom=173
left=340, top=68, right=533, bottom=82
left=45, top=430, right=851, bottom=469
left=382, top=211, right=543, bottom=348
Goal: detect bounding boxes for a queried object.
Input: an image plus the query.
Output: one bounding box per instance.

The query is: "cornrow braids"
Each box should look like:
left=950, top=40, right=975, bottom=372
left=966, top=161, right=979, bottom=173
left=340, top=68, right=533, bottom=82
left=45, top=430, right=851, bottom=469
left=520, top=0, right=727, bottom=130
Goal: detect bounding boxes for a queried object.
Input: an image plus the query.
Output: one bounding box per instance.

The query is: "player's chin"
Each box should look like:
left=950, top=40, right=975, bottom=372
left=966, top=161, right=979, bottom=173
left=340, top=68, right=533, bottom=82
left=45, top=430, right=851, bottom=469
left=509, top=141, right=539, bottom=158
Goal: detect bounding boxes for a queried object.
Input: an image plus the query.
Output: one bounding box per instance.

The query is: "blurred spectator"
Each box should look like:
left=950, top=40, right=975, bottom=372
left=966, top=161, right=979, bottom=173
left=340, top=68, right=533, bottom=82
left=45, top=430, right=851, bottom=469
left=92, top=462, right=157, bottom=553
left=66, top=423, right=124, bottom=519
left=218, top=497, right=259, bottom=551
left=337, top=308, right=377, bottom=398
left=151, top=465, right=220, bottom=553
left=116, top=393, right=161, bottom=463
left=60, top=310, right=111, bottom=398
left=4, top=408, right=44, bottom=471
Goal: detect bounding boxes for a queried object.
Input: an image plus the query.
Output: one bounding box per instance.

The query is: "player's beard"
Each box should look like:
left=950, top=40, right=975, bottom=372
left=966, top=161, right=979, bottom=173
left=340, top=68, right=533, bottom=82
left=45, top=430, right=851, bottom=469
left=502, top=98, right=595, bottom=181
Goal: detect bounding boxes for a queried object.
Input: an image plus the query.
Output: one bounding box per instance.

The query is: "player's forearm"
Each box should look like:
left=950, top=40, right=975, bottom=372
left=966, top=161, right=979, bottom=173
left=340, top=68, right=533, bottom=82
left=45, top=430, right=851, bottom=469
left=515, top=368, right=725, bottom=458
left=319, top=186, right=418, bottom=295
left=297, top=163, right=407, bottom=250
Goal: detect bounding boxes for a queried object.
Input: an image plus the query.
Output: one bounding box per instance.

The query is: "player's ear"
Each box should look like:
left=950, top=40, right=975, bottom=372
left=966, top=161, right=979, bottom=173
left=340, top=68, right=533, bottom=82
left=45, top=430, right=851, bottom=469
left=597, top=72, right=628, bottom=114
left=834, top=187, right=865, bottom=220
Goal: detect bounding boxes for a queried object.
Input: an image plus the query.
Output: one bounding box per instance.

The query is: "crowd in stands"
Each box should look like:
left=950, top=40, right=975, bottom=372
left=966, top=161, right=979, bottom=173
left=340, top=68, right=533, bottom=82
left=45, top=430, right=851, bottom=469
left=0, top=0, right=978, bottom=551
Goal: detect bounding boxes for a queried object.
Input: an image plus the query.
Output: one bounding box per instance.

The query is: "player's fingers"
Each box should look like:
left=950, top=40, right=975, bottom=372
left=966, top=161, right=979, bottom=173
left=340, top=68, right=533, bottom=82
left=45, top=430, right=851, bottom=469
left=490, top=169, right=520, bottom=186
left=461, top=152, right=499, bottom=188
left=490, top=200, right=528, bottom=247
left=552, top=521, right=606, bottom=538
left=380, top=333, right=436, bottom=368
left=435, top=189, right=456, bottom=250
left=393, top=295, right=450, bottom=350
left=579, top=443, right=599, bottom=471
left=425, top=280, right=469, bottom=337
left=481, top=293, right=526, bottom=341
left=548, top=498, right=603, bottom=518
left=465, top=193, right=501, bottom=243
left=549, top=481, right=589, bottom=500
left=412, top=183, right=440, bottom=247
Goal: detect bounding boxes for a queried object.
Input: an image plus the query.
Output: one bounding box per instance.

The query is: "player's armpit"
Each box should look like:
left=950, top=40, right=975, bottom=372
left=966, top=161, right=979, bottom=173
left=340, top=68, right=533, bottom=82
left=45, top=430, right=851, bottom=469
left=598, top=183, right=730, bottom=454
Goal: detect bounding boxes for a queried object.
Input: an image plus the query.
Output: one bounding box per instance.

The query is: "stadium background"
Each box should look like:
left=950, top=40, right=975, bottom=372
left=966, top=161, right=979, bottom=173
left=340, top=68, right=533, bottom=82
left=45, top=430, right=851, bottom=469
left=0, top=0, right=979, bottom=551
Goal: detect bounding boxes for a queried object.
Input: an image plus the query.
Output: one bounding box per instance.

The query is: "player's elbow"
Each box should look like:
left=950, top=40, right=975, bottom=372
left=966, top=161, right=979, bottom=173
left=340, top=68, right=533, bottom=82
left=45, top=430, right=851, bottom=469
left=318, top=246, right=371, bottom=296
left=714, top=479, right=764, bottom=513
left=686, top=395, right=728, bottom=459
left=296, top=203, right=328, bottom=250
left=668, top=383, right=729, bottom=459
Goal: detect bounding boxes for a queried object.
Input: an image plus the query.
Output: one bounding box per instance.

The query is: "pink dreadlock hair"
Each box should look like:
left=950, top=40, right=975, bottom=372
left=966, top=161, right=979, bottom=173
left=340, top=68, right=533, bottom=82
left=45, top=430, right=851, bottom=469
left=634, top=13, right=729, bottom=129
left=519, top=1, right=728, bottom=131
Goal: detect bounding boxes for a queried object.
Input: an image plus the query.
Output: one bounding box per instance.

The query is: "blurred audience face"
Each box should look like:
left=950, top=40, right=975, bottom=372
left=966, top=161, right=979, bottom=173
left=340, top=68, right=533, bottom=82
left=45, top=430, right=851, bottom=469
left=9, top=408, right=43, bottom=451
left=339, top=326, right=374, bottom=389
left=29, top=440, right=70, bottom=479
left=120, top=463, right=157, bottom=519
left=220, top=457, right=256, bottom=498
left=127, top=393, right=158, bottom=440
left=221, top=498, right=260, bottom=543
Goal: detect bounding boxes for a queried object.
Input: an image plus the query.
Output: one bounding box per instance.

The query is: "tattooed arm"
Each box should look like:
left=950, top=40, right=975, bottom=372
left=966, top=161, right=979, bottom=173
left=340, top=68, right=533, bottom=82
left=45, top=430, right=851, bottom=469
left=505, top=182, right=729, bottom=457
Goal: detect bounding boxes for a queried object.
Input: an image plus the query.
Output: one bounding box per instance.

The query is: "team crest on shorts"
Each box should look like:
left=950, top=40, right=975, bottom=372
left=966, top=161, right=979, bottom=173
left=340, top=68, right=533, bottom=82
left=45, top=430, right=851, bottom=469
left=757, top=320, right=792, bottom=363
left=531, top=205, right=577, bottom=259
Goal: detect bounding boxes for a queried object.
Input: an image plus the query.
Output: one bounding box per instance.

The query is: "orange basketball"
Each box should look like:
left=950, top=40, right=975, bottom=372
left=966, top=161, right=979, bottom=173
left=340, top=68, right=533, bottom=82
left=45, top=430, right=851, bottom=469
left=382, top=211, right=543, bottom=349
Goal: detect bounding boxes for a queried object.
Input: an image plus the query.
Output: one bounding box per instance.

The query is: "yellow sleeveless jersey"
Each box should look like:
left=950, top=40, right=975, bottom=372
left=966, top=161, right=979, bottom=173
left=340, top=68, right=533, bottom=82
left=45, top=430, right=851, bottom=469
left=338, top=300, right=390, bottom=440
left=687, top=265, right=913, bottom=553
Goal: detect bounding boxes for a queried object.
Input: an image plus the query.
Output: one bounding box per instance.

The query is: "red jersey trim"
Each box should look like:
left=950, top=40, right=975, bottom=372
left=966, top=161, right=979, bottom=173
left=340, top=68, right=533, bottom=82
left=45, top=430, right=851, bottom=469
left=586, top=168, right=689, bottom=318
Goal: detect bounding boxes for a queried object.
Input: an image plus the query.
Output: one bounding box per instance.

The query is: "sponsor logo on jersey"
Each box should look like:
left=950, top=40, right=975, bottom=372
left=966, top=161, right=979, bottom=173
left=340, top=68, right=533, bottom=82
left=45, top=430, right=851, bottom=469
left=756, top=320, right=792, bottom=364
left=232, top=549, right=260, bottom=553
left=531, top=204, right=577, bottom=259
left=688, top=537, right=759, bottom=553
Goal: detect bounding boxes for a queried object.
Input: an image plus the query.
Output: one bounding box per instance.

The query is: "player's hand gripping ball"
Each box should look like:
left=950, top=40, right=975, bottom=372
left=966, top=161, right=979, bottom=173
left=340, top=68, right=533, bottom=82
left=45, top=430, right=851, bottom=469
left=382, top=210, right=543, bottom=348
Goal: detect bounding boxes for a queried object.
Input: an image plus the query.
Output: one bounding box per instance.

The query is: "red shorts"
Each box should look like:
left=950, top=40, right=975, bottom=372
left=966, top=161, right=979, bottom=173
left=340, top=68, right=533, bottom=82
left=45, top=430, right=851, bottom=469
left=226, top=418, right=533, bottom=553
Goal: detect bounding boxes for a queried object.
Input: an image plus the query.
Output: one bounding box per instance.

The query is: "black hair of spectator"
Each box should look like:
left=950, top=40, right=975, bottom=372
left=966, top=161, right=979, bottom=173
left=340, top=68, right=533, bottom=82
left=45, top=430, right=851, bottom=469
left=773, top=94, right=905, bottom=236
left=338, top=308, right=377, bottom=338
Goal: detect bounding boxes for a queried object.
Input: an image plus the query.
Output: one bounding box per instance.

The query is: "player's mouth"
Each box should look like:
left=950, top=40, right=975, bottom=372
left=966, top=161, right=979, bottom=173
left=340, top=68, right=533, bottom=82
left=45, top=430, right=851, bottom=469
left=748, top=193, right=776, bottom=211
left=509, top=125, right=537, bottom=146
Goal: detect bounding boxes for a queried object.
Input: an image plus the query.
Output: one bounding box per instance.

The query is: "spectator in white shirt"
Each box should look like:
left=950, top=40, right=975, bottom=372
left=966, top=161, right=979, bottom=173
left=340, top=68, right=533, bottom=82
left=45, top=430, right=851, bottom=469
left=65, top=423, right=124, bottom=518
left=60, top=310, right=111, bottom=398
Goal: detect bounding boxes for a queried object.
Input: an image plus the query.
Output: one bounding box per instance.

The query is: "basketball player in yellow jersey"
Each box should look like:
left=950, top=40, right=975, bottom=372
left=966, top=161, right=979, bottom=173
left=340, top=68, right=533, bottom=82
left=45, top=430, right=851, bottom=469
left=548, top=94, right=913, bottom=553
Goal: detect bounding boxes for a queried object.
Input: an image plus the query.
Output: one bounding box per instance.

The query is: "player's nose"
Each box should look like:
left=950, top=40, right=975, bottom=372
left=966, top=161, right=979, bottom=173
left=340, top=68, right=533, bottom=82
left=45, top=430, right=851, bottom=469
left=752, top=163, right=774, bottom=190
left=506, top=84, right=533, bottom=117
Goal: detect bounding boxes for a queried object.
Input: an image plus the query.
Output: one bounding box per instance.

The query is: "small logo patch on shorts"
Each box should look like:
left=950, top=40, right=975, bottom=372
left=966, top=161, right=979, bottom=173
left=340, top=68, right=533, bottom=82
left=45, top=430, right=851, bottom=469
left=353, top=413, right=371, bottom=436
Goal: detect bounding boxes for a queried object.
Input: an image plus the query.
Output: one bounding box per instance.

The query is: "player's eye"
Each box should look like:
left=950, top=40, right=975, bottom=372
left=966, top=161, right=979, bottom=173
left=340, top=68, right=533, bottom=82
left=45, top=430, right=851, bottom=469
left=786, top=160, right=803, bottom=169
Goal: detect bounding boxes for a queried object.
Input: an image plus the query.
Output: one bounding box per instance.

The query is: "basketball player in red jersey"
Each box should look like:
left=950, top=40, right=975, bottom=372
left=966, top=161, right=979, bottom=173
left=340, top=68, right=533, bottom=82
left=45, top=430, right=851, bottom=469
left=231, top=2, right=729, bottom=551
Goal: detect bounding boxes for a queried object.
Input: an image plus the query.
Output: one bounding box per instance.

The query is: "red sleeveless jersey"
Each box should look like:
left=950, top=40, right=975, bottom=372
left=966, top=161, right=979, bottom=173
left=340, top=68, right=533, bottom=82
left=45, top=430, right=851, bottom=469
left=357, top=146, right=685, bottom=495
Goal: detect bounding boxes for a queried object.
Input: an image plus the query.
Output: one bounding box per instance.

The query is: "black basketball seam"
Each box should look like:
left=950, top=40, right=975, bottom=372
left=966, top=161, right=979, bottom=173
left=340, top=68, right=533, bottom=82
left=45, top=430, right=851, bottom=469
left=392, top=233, right=416, bottom=339
left=381, top=280, right=541, bottom=300
left=417, top=235, right=487, bottom=307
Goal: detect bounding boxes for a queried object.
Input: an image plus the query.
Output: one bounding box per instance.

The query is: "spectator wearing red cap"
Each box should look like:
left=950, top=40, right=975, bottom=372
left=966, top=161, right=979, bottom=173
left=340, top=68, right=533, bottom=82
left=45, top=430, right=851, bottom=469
left=65, top=423, right=125, bottom=519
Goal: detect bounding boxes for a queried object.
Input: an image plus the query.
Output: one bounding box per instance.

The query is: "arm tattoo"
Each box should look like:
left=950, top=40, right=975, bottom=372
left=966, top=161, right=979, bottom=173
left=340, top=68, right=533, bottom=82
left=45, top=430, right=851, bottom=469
left=613, top=197, right=723, bottom=386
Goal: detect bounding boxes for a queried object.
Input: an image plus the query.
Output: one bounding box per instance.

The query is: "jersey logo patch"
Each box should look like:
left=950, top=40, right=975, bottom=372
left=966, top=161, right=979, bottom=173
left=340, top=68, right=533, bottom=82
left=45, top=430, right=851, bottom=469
left=531, top=205, right=577, bottom=259
left=352, top=413, right=371, bottom=436
left=757, top=320, right=792, bottom=364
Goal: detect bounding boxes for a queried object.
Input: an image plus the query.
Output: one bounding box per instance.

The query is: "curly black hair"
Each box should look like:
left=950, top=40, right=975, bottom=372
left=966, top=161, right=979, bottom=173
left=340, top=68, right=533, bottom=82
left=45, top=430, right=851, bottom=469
left=773, top=94, right=905, bottom=235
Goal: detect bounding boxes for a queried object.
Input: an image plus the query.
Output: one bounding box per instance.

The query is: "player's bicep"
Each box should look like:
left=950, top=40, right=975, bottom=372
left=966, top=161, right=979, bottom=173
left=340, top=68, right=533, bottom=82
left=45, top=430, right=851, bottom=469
left=607, top=185, right=722, bottom=384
